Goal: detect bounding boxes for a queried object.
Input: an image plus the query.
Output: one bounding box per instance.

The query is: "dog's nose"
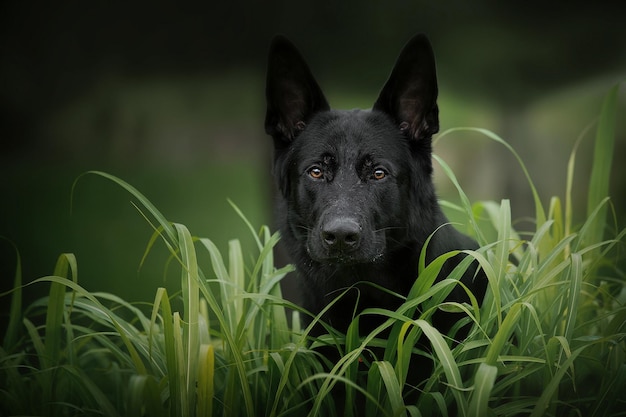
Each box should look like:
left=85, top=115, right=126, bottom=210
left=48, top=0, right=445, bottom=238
left=321, top=218, right=361, bottom=251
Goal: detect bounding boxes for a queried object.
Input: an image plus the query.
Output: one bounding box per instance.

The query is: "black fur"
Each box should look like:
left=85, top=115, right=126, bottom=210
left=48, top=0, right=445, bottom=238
left=265, top=34, right=487, bottom=348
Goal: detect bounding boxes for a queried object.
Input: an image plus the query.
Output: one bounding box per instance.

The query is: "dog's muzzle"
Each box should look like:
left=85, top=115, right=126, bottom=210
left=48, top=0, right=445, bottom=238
left=321, top=217, right=362, bottom=255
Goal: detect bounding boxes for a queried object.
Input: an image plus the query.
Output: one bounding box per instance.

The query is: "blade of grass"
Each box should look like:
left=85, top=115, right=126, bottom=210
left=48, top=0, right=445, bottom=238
left=417, top=319, right=467, bottom=416
left=547, top=197, right=564, bottom=247
left=468, top=363, right=498, bottom=417
left=365, top=362, right=385, bottom=417
left=172, top=312, right=189, bottom=417
left=151, top=287, right=180, bottom=416
left=564, top=122, right=595, bottom=243
left=586, top=85, right=619, bottom=246
left=228, top=239, right=245, bottom=330
left=260, top=227, right=291, bottom=348
left=343, top=317, right=361, bottom=417
left=574, top=197, right=611, bottom=253
left=375, top=360, right=406, bottom=417
left=494, top=199, right=511, bottom=304
left=485, top=303, right=522, bottom=366
left=45, top=253, right=77, bottom=368
left=174, top=223, right=199, bottom=410
left=22, top=318, right=46, bottom=367
left=197, top=344, right=215, bottom=417
left=562, top=253, right=582, bottom=341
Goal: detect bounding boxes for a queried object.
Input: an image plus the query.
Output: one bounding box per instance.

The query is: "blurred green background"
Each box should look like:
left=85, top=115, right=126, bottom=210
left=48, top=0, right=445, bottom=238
left=1, top=1, right=625, bottom=323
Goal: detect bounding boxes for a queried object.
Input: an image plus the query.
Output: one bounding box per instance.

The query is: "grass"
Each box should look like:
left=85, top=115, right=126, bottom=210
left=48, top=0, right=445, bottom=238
left=1, top=85, right=624, bottom=416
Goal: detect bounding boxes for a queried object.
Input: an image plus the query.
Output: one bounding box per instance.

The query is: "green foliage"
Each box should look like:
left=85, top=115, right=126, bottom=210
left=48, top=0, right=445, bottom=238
left=1, top=86, right=624, bottom=416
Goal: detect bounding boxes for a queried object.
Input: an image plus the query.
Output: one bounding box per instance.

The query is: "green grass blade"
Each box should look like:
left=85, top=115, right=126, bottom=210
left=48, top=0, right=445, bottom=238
left=174, top=223, right=199, bottom=410
left=197, top=344, right=215, bottom=417
left=22, top=317, right=46, bottom=366
left=250, top=229, right=281, bottom=292
left=255, top=226, right=291, bottom=349
left=586, top=85, right=619, bottom=246
left=494, top=199, right=511, bottom=291
left=199, top=237, right=236, bottom=332
left=45, top=253, right=77, bottom=368
left=343, top=318, right=361, bottom=417
left=547, top=197, right=564, bottom=247
left=564, top=122, right=595, bottom=241
left=228, top=239, right=245, bottom=328
left=562, top=253, right=582, bottom=341
left=468, top=363, right=497, bottom=417
left=173, top=312, right=189, bottom=417
left=485, top=303, right=522, bottom=366
left=460, top=249, right=501, bottom=326
left=375, top=361, right=406, bottom=417
left=365, top=363, right=385, bottom=417
left=151, top=287, right=180, bottom=416
left=395, top=321, right=421, bottom=391
left=417, top=319, right=467, bottom=416
left=574, top=196, right=611, bottom=253
left=410, top=248, right=461, bottom=300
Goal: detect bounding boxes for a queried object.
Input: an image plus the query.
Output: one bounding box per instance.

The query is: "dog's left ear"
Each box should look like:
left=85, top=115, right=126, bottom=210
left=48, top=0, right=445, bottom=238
left=373, top=34, right=439, bottom=141
left=265, top=35, right=330, bottom=146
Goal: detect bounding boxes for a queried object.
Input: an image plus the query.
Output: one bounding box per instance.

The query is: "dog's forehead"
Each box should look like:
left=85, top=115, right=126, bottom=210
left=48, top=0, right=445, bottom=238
left=295, top=109, right=408, bottom=160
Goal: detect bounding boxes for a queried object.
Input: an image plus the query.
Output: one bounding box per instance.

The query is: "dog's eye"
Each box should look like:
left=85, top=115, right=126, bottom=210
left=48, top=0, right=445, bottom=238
left=308, top=167, right=323, bottom=179
left=372, top=168, right=387, bottom=180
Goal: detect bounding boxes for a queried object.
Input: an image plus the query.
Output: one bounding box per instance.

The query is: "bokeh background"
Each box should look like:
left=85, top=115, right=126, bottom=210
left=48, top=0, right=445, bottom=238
left=2, top=1, right=625, bottom=322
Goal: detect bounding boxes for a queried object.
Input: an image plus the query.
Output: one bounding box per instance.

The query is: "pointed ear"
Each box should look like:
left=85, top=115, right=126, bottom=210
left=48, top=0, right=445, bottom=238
left=265, top=36, right=330, bottom=146
left=373, top=34, right=439, bottom=141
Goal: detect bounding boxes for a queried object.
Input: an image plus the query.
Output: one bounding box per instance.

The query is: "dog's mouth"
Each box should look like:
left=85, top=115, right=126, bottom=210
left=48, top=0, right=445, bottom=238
left=310, top=252, right=384, bottom=266
left=306, top=242, right=385, bottom=265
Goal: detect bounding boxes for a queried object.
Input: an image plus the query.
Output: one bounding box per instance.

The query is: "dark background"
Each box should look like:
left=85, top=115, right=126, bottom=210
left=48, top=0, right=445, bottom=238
left=1, top=1, right=625, bottom=322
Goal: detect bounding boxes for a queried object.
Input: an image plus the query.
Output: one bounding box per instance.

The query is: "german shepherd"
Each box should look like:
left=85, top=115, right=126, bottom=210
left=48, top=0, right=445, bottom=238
left=264, top=34, right=487, bottom=395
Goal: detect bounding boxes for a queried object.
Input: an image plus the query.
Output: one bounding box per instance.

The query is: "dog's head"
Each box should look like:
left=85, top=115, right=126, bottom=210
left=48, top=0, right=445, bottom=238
left=265, top=35, right=441, bottom=265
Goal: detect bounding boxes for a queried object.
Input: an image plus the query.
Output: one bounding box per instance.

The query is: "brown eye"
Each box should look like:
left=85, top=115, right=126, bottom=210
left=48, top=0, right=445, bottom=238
left=372, top=168, right=386, bottom=180
left=309, top=167, right=323, bottom=179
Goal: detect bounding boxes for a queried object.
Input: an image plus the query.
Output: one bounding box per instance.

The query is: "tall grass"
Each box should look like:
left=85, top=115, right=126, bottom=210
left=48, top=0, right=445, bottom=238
left=1, top=86, right=624, bottom=416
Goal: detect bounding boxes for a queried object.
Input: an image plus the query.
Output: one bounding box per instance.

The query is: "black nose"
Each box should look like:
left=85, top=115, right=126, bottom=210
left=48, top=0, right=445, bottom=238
left=321, top=218, right=361, bottom=251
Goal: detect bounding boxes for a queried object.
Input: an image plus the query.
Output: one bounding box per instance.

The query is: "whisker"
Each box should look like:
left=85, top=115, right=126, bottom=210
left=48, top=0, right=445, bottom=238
left=374, top=225, right=407, bottom=233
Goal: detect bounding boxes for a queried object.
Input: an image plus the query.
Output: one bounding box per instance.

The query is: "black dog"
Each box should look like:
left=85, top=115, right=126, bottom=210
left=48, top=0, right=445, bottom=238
left=265, top=34, right=487, bottom=365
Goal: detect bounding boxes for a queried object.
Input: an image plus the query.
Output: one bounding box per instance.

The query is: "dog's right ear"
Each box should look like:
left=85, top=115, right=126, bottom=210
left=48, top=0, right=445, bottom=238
left=373, top=34, right=439, bottom=142
left=265, top=36, right=330, bottom=146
